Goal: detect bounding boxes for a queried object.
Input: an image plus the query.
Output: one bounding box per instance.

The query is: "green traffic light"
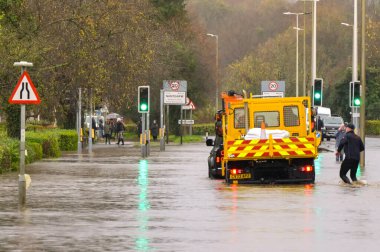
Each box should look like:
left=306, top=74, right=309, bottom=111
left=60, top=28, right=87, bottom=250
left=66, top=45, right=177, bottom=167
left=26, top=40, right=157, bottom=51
left=140, top=103, right=148, bottom=111
left=314, top=93, right=321, bottom=100
left=354, top=98, right=361, bottom=106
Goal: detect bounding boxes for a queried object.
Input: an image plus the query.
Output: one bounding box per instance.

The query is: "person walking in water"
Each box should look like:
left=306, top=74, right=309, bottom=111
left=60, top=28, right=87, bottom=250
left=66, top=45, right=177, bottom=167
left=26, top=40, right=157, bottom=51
left=335, top=123, right=346, bottom=162
left=336, top=123, right=364, bottom=184
left=151, top=120, right=159, bottom=141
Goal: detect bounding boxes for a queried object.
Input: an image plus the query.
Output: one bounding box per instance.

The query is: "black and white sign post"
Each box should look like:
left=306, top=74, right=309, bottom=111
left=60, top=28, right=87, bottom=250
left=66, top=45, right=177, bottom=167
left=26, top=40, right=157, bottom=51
left=10, top=61, right=41, bottom=209
left=160, top=89, right=165, bottom=151
left=163, top=80, right=187, bottom=145
left=181, top=98, right=196, bottom=136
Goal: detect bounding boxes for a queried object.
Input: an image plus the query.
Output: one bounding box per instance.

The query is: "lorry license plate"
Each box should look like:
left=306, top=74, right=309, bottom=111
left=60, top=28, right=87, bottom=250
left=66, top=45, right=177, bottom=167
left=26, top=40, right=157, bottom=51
left=229, top=173, right=252, bottom=179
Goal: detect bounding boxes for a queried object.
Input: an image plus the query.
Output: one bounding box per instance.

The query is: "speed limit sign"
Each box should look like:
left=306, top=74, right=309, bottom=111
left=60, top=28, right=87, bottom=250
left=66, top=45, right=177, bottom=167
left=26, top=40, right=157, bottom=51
left=268, top=81, right=279, bottom=91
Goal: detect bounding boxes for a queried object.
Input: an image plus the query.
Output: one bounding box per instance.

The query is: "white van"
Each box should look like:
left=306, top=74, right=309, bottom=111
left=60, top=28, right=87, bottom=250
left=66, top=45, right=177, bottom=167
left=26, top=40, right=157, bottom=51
left=316, top=106, right=331, bottom=119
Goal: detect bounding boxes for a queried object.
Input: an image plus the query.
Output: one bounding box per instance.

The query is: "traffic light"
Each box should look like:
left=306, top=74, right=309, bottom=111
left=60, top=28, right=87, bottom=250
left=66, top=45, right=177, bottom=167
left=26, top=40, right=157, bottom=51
left=352, top=81, right=361, bottom=107
left=313, top=78, right=323, bottom=106
left=138, top=86, right=150, bottom=113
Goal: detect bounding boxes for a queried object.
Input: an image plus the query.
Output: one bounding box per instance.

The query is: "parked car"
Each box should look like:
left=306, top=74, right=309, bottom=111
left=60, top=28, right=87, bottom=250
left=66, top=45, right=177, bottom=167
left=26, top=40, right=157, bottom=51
left=322, top=116, right=344, bottom=141
left=206, top=135, right=224, bottom=179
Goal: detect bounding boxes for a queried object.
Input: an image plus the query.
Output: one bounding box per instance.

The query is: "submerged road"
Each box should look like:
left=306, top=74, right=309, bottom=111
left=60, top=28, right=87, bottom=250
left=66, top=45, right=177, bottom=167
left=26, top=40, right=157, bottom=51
left=1, top=138, right=380, bottom=251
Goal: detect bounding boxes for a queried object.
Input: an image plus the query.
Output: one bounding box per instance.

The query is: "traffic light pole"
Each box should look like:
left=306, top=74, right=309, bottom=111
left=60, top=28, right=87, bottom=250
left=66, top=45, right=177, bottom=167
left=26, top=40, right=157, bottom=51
left=141, top=113, right=147, bottom=158
left=138, top=86, right=150, bottom=158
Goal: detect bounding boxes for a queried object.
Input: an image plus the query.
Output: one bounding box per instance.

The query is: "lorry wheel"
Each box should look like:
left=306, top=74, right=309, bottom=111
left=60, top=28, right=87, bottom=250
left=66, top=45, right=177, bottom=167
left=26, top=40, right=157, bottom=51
left=208, top=166, right=215, bottom=179
left=208, top=157, right=214, bottom=179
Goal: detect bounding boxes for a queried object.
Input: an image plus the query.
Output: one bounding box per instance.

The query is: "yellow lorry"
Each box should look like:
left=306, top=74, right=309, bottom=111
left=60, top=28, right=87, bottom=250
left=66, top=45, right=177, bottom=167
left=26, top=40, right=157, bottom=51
left=220, top=90, right=320, bottom=184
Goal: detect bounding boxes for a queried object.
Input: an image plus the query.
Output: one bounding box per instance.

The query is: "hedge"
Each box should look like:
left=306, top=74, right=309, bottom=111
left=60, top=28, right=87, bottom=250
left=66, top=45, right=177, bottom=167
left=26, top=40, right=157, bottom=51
left=0, top=138, right=19, bottom=173
left=366, top=120, right=380, bottom=135
left=0, top=128, right=78, bottom=173
left=56, top=130, right=77, bottom=151
left=26, top=142, right=43, bottom=164
left=26, top=132, right=61, bottom=158
left=191, top=123, right=215, bottom=136
left=25, top=129, right=77, bottom=157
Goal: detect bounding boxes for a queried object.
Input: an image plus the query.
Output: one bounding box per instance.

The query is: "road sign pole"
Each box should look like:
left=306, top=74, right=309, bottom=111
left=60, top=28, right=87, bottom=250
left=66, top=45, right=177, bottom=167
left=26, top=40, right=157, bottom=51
left=11, top=61, right=40, bottom=209
left=166, top=105, right=170, bottom=144
left=160, top=89, right=165, bottom=151
left=180, top=107, right=183, bottom=145
left=190, top=110, right=193, bottom=136
left=19, top=103, right=26, bottom=208
left=14, top=63, right=31, bottom=209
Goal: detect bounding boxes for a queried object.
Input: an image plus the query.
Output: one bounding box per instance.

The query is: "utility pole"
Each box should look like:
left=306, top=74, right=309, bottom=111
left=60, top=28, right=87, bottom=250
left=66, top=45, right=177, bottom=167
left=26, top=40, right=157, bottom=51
left=88, top=88, right=93, bottom=153
left=360, top=0, right=366, bottom=168
left=353, top=0, right=359, bottom=134
left=77, top=88, right=82, bottom=153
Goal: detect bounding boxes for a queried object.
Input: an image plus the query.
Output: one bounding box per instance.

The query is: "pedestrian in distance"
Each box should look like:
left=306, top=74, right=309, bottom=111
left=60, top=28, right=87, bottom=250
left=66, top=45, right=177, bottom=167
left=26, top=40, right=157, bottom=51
left=151, top=120, right=159, bottom=141
left=137, top=119, right=142, bottom=139
left=316, top=116, right=324, bottom=141
left=104, top=120, right=111, bottom=144
left=99, top=118, right=104, bottom=138
left=336, top=123, right=365, bottom=185
left=335, top=123, right=346, bottom=162
left=111, top=119, right=117, bottom=140
left=116, top=118, right=125, bottom=145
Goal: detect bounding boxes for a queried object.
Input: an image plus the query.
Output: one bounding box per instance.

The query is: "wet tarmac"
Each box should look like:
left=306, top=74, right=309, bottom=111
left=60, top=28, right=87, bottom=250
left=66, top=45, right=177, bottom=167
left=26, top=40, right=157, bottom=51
left=1, top=138, right=380, bottom=251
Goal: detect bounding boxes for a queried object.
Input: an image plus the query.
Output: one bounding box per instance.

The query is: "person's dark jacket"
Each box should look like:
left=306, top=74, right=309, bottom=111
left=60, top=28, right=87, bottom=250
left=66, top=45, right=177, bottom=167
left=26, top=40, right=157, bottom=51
left=151, top=123, right=158, bottom=137
left=337, top=131, right=364, bottom=160
left=317, top=118, right=324, bottom=131
left=116, top=121, right=125, bottom=132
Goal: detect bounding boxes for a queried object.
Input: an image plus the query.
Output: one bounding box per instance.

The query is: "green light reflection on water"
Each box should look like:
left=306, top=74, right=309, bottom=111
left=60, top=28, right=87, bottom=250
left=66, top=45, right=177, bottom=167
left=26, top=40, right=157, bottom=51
left=314, top=154, right=322, bottom=175
left=135, top=159, right=151, bottom=251
left=357, top=163, right=362, bottom=177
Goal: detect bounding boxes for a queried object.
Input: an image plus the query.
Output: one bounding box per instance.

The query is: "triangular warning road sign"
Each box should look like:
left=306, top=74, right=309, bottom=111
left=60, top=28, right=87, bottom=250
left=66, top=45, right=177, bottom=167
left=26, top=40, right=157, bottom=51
left=9, top=71, right=41, bottom=104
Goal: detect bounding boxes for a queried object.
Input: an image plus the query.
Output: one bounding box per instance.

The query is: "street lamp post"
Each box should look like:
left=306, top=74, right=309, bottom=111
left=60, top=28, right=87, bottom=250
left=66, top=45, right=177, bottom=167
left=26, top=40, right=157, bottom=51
left=341, top=0, right=359, bottom=132
left=294, top=26, right=302, bottom=97
left=283, top=12, right=310, bottom=97
left=360, top=0, right=366, bottom=168
left=207, top=33, right=219, bottom=111
left=341, top=22, right=356, bottom=127
left=298, top=0, right=319, bottom=99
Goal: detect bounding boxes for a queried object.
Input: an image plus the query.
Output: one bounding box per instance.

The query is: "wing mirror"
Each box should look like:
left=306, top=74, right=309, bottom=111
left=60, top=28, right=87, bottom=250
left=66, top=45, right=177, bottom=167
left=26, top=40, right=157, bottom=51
left=206, top=139, right=214, bottom=146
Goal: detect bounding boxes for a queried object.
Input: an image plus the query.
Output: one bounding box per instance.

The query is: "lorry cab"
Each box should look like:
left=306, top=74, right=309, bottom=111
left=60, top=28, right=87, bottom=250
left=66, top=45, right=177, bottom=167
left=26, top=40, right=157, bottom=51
left=225, top=95, right=313, bottom=140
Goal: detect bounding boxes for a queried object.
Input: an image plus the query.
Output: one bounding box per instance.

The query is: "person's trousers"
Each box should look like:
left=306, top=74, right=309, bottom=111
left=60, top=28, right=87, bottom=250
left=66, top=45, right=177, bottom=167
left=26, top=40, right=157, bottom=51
left=117, top=132, right=124, bottom=144
left=105, top=134, right=111, bottom=144
left=340, top=158, right=360, bottom=183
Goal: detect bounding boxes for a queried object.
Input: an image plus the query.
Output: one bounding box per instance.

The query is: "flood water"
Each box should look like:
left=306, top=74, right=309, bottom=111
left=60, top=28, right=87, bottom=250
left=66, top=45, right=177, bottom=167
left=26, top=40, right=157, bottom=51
left=1, top=138, right=380, bottom=251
